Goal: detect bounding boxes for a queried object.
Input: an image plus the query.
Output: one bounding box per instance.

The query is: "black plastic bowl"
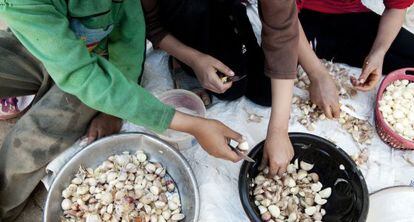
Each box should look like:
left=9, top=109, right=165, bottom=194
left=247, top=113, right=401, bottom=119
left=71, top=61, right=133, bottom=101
left=239, top=133, right=369, bottom=222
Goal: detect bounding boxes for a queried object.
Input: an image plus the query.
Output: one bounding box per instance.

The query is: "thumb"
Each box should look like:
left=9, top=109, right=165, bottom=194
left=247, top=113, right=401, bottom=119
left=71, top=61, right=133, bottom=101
left=213, top=60, right=235, bottom=77
left=359, top=65, right=375, bottom=84
left=259, top=150, right=269, bottom=171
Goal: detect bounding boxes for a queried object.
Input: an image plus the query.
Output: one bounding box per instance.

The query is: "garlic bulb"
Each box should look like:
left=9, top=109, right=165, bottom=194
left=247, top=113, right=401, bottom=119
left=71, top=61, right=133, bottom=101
left=252, top=159, right=331, bottom=221
left=379, top=80, right=414, bottom=141
left=60, top=150, right=185, bottom=221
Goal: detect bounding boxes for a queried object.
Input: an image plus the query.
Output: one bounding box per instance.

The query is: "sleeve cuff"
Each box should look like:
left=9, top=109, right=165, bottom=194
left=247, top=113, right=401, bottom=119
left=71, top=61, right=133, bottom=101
left=265, top=69, right=297, bottom=79
left=154, top=104, right=176, bottom=133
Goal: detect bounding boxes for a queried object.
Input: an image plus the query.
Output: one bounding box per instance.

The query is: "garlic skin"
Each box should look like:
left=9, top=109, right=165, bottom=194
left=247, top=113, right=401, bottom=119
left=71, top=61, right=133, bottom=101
left=294, top=61, right=375, bottom=147
left=379, top=79, right=414, bottom=141
left=253, top=158, right=330, bottom=221
left=60, top=151, right=185, bottom=222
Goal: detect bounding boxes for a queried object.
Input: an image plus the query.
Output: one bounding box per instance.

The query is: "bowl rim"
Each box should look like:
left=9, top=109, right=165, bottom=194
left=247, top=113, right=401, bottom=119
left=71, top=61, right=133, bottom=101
left=238, top=132, right=369, bottom=222
left=43, top=132, right=200, bottom=221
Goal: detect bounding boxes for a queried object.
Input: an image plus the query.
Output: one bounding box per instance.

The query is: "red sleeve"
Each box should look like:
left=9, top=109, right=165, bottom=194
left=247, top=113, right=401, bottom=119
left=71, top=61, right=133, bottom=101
left=384, top=0, right=414, bottom=9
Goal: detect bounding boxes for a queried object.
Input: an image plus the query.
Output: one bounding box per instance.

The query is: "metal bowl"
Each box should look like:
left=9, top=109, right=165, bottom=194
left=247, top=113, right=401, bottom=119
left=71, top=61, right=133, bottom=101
left=239, top=133, right=369, bottom=222
left=44, top=132, right=199, bottom=221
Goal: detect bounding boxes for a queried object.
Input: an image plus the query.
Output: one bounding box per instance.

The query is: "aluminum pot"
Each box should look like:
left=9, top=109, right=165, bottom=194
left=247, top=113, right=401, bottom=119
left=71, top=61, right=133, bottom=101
left=44, top=132, right=199, bottom=221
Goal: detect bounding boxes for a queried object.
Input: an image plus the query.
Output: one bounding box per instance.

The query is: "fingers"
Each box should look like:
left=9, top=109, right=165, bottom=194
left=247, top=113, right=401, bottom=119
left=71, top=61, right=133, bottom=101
left=268, top=162, right=280, bottom=177
left=224, top=127, right=244, bottom=143
left=331, top=103, right=341, bottom=119
left=213, top=60, right=234, bottom=77
left=350, top=76, right=358, bottom=86
left=323, top=104, right=333, bottom=119
left=359, top=64, right=375, bottom=85
left=223, top=145, right=243, bottom=163
left=208, top=69, right=232, bottom=94
left=277, top=164, right=288, bottom=177
left=86, top=127, right=98, bottom=144
left=259, top=150, right=269, bottom=171
left=355, top=71, right=381, bottom=91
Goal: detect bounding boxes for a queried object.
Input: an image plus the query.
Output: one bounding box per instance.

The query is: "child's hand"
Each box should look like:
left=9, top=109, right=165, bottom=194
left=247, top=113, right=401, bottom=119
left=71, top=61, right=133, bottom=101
left=309, top=72, right=340, bottom=119
left=352, top=51, right=384, bottom=91
left=85, top=113, right=122, bottom=144
left=261, top=132, right=294, bottom=176
left=192, top=118, right=244, bottom=162
left=191, top=53, right=235, bottom=94
left=170, top=111, right=243, bottom=162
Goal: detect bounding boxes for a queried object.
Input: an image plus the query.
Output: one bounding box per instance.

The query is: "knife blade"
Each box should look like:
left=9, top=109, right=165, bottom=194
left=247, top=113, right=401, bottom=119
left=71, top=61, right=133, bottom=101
left=220, top=74, right=247, bottom=84
left=228, top=140, right=255, bottom=163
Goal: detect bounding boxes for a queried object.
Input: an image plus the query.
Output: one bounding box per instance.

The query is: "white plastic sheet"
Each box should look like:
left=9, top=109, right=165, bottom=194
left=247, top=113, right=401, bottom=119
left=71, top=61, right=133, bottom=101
left=43, top=3, right=414, bottom=221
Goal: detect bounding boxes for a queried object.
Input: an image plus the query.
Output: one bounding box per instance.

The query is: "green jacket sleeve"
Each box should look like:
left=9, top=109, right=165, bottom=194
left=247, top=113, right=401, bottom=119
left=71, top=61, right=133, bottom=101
left=0, top=1, right=175, bottom=133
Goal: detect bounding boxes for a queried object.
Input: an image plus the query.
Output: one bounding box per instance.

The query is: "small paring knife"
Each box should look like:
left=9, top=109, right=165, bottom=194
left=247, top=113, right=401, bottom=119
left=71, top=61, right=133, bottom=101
left=219, top=74, right=247, bottom=84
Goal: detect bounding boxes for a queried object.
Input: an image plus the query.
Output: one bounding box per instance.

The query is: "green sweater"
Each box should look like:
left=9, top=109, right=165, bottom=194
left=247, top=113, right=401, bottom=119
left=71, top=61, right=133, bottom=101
left=0, top=0, right=175, bottom=133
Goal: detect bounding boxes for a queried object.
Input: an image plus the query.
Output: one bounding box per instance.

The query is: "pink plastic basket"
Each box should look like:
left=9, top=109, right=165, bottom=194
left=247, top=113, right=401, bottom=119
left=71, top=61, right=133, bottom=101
left=375, top=68, right=414, bottom=149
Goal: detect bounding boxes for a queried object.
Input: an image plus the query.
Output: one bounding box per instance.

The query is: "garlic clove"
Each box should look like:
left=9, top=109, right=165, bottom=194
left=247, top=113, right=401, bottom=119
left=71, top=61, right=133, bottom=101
left=300, top=161, right=314, bottom=171
left=238, top=141, right=249, bottom=151
left=319, top=187, right=332, bottom=199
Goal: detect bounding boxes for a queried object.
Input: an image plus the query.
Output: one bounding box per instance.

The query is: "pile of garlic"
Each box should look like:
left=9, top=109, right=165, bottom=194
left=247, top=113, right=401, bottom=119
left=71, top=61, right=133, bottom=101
left=292, top=96, right=374, bottom=146
left=292, top=96, right=325, bottom=132
left=60, top=151, right=185, bottom=222
left=296, top=60, right=357, bottom=100
left=252, top=160, right=331, bottom=222
left=379, top=79, right=414, bottom=141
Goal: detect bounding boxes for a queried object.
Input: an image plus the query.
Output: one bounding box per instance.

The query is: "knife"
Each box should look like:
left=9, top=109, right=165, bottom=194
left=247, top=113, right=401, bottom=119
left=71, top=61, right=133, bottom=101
left=219, top=73, right=247, bottom=84
left=228, top=139, right=255, bottom=163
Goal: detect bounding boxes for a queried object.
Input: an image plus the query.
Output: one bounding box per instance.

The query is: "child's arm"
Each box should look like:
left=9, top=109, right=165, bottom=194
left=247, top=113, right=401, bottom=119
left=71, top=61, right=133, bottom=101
left=354, top=8, right=406, bottom=91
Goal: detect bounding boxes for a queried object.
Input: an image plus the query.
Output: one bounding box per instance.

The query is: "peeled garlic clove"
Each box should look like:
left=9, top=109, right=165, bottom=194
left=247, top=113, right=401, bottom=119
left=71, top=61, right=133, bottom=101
left=258, top=205, right=268, bottom=214
left=255, top=175, right=266, bottom=185
left=268, top=205, right=280, bottom=218
left=319, top=187, right=332, bottom=199
left=297, top=170, right=307, bottom=180
left=287, top=212, right=297, bottom=222
left=283, top=177, right=296, bottom=188
left=311, top=182, right=323, bottom=192
left=85, top=213, right=101, bottom=222
left=313, top=212, right=323, bottom=221
left=168, top=201, right=179, bottom=211
left=286, top=164, right=296, bottom=174
left=238, top=141, right=249, bottom=151
left=300, top=161, right=314, bottom=171
left=314, top=193, right=327, bottom=205
left=171, top=213, right=185, bottom=221
left=305, top=206, right=317, bottom=216
left=155, top=201, right=166, bottom=209
left=162, top=210, right=172, bottom=220
left=150, top=186, right=160, bottom=195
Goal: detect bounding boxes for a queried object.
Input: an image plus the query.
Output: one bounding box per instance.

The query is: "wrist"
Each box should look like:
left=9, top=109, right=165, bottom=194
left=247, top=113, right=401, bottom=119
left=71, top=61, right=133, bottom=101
left=368, top=47, right=386, bottom=58
left=306, top=63, right=329, bottom=82
left=186, top=50, right=204, bottom=68
left=169, top=111, right=200, bottom=134
left=267, top=120, right=289, bottom=136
